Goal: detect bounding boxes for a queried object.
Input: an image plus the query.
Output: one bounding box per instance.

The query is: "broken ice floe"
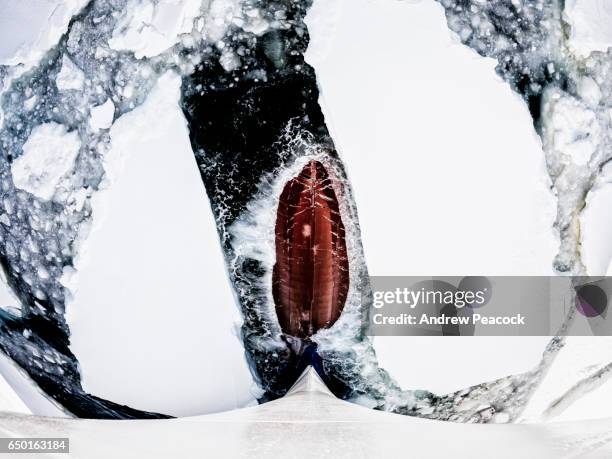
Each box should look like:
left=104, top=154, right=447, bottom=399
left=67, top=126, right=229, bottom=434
left=11, top=123, right=81, bottom=201
left=0, top=0, right=296, bottom=417
left=89, top=99, right=115, bottom=131
left=564, top=0, right=612, bottom=58
left=0, top=0, right=89, bottom=69
left=66, top=71, right=257, bottom=416
left=56, top=56, right=86, bottom=91
left=436, top=0, right=612, bottom=276
left=108, top=0, right=203, bottom=58
left=426, top=0, right=612, bottom=421
left=1, top=0, right=612, bottom=424
left=581, top=163, right=612, bottom=275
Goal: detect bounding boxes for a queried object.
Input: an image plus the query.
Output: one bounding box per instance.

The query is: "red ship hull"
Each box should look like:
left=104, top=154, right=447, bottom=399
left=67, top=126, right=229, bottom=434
left=272, top=160, right=350, bottom=338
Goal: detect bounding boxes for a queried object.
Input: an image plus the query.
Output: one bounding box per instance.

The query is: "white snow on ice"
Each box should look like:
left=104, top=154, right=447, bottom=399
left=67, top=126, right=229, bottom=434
left=66, top=71, right=257, bottom=417
left=0, top=0, right=88, bottom=67
left=203, top=0, right=271, bottom=42
left=521, top=2, right=612, bottom=423
left=520, top=337, right=612, bottom=422
left=0, top=269, right=20, bottom=316
left=89, top=99, right=115, bottom=131
left=56, top=55, right=85, bottom=91
left=307, top=0, right=557, bottom=277
left=306, top=0, right=553, bottom=395
left=109, top=0, right=202, bottom=58
left=0, top=351, right=66, bottom=417
left=0, top=373, right=29, bottom=415
left=11, top=122, right=81, bottom=201
left=544, top=91, right=601, bottom=167
left=564, top=0, right=612, bottom=58
left=580, top=163, right=612, bottom=276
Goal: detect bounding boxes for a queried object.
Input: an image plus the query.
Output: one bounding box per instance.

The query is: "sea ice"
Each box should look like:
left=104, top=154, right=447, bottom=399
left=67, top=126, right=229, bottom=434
left=0, top=0, right=88, bottom=68
left=0, top=269, right=20, bottom=316
left=564, top=0, right=612, bottom=57
left=56, top=56, right=85, bottom=91
left=429, top=0, right=612, bottom=422
left=580, top=164, right=612, bottom=275
left=519, top=337, right=612, bottom=422
left=109, top=0, right=202, bottom=58
left=306, top=0, right=553, bottom=395
left=0, top=0, right=294, bottom=418
left=89, top=99, right=115, bottom=131
left=67, top=72, right=257, bottom=416
left=10, top=123, right=81, bottom=201
left=0, top=351, right=65, bottom=417
left=1, top=0, right=611, bottom=424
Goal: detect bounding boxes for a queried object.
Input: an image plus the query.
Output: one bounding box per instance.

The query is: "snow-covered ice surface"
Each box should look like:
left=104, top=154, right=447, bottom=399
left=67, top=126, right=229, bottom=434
left=0, top=365, right=30, bottom=415
left=432, top=0, right=612, bottom=276
left=306, top=0, right=557, bottom=278
left=11, top=123, right=81, bottom=201
left=1, top=0, right=612, bottom=429
left=108, top=0, right=202, bottom=58
left=307, top=0, right=612, bottom=422
left=0, top=0, right=88, bottom=68
left=0, top=0, right=289, bottom=418
left=55, top=56, right=86, bottom=91
left=66, top=71, right=257, bottom=417
left=519, top=337, right=612, bottom=422
left=424, top=0, right=612, bottom=423
left=0, top=351, right=65, bottom=417
left=88, top=99, right=114, bottom=131
left=580, top=163, right=612, bottom=276
left=564, top=0, right=612, bottom=58
left=0, top=269, right=20, bottom=316
left=305, top=0, right=553, bottom=395
left=1, top=368, right=612, bottom=458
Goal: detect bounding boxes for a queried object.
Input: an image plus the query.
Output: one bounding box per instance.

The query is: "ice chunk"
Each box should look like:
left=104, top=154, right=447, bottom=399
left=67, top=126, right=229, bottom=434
left=577, top=76, right=602, bottom=107
left=11, top=123, right=81, bottom=201
left=203, top=0, right=269, bottom=44
left=564, top=0, right=612, bottom=57
left=67, top=72, right=257, bottom=417
left=0, top=0, right=88, bottom=67
left=108, top=0, right=202, bottom=58
left=544, top=93, right=600, bottom=167
left=0, top=269, right=20, bottom=316
left=56, top=56, right=85, bottom=91
left=89, top=99, right=115, bottom=131
left=219, top=49, right=240, bottom=72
